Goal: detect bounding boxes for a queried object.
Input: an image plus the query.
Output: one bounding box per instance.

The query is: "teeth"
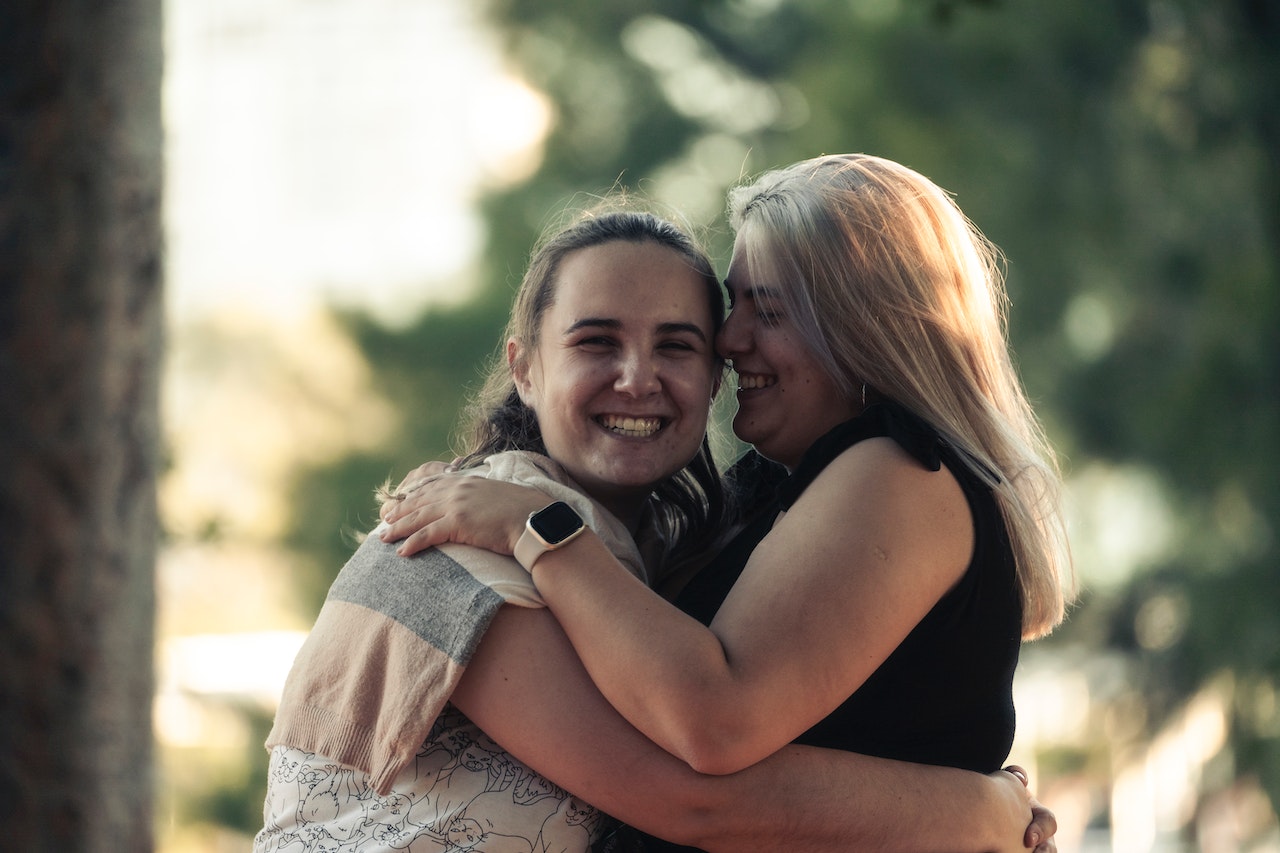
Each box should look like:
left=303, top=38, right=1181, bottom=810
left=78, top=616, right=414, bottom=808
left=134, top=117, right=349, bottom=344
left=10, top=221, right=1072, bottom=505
left=737, top=373, right=775, bottom=390
left=600, top=414, right=662, bottom=437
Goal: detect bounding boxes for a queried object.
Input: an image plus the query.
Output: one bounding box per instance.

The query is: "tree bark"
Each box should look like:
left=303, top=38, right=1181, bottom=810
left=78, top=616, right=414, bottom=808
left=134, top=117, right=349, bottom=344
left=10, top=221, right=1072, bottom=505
left=0, top=0, right=163, bottom=849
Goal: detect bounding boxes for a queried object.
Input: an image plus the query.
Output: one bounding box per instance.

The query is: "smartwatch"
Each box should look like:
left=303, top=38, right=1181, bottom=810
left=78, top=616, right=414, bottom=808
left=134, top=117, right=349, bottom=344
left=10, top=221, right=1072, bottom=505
left=514, top=500, right=586, bottom=571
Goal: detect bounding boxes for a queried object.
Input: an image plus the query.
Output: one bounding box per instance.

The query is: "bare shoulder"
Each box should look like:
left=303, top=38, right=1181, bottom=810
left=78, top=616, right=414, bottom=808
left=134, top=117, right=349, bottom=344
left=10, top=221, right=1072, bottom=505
left=776, top=437, right=972, bottom=580
left=797, top=436, right=965, bottom=511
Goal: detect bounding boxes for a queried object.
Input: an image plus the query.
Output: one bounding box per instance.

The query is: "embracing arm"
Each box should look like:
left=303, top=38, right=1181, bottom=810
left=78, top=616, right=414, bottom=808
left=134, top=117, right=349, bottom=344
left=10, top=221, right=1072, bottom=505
left=382, top=445, right=972, bottom=773
left=456, top=603, right=1053, bottom=853
left=531, top=439, right=972, bottom=773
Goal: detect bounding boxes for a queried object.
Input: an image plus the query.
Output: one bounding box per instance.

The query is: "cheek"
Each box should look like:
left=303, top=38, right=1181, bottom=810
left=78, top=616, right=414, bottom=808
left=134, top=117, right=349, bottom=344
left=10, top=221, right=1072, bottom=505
left=536, top=383, right=598, bottom=449
left=716, top=315, right=747, bottom=355
left=534, top=365, right=587, bottom=413
left=675, top=385, right=715, bottom=442
left=674, top=365, right=717, bottom=409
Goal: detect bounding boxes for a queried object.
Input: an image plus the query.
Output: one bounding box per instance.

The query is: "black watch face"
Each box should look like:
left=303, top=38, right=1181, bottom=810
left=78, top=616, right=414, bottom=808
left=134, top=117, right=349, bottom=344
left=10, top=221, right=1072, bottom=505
left=530, top=501, right=583, bottom=544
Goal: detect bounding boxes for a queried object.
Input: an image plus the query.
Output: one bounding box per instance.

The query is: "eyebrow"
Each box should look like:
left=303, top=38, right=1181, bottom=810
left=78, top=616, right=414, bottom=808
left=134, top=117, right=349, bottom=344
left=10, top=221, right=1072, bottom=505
left=565, top=317, right=708, bottom=342
left=723, top=279, right=783, bottom=301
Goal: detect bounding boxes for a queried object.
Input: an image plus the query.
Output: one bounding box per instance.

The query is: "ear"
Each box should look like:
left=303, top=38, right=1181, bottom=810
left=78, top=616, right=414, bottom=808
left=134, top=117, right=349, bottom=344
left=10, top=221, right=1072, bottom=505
left=508, top=338, right=535, bottom=405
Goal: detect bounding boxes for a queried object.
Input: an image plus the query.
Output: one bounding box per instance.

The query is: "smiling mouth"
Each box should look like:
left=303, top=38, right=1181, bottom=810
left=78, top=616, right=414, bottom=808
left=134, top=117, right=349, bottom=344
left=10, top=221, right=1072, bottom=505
left=598, top=414, right=664, bottom=437
left=736, top=372, right=776, bottom=391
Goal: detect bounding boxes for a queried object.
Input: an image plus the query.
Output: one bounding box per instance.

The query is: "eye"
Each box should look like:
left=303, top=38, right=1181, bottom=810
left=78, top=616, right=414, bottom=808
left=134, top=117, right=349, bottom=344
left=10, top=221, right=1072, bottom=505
left=574, top=334, right=617, bottom=349
left=661, top=334, right=711, bottom=357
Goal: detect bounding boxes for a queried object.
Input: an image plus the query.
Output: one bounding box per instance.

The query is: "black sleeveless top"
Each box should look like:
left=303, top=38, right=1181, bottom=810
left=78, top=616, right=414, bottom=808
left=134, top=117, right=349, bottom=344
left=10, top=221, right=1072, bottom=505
left=619, top=401, right=1022, bottom=853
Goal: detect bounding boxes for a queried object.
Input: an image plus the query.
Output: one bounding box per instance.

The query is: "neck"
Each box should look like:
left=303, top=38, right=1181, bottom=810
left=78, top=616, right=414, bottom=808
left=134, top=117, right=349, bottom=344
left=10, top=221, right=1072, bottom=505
left=594, top=492, right=648, bottom=535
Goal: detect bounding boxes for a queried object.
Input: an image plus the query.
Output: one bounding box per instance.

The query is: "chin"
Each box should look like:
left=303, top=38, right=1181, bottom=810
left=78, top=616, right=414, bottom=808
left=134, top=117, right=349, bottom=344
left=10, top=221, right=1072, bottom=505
left=612, top=466, right=677, bottom=494
left=742, top=438, right=784, bottom=464
left=732, top=428, right=765, bottom=453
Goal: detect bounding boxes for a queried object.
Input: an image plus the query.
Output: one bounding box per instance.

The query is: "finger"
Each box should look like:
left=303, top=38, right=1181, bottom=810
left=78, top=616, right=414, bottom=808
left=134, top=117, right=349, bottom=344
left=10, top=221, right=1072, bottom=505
left=380, top=505, right=433, bottom=540
left=393, top=471, right=421, bottom=494
left=380, top=491, right=411, bottom=520
left=398, top=473, right=441, bottom=496
left=1025, top=799, right=1057, bottom=850
left=383, top=483, right=445, bottom=524
left=395, top=461, right=451, bottom=493
left=383, top=492, right=425, bottom=524
left=397, top=524, right=447, bottom=557
left=998, top=763, right=1029, bottom=783
left=379, top=517, right=404, bottom=541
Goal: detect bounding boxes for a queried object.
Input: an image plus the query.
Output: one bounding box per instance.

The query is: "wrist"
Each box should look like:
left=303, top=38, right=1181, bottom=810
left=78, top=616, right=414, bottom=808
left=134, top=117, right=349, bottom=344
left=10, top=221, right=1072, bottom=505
left=505, top=493, right=557, bottom=554
left=514, top=500, right=586, bottom=572
left=985, top=770, right=1030, bottom=849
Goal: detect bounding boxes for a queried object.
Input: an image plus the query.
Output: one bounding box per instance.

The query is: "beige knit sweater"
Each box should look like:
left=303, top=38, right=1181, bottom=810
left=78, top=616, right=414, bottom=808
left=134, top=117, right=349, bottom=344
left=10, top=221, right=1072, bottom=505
left=264, top=451, right=656, bottom=795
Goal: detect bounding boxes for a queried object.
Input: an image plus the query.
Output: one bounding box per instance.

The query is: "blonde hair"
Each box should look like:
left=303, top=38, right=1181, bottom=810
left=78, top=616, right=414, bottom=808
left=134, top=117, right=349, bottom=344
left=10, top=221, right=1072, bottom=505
left=729, top=153, right=1073, bottom=638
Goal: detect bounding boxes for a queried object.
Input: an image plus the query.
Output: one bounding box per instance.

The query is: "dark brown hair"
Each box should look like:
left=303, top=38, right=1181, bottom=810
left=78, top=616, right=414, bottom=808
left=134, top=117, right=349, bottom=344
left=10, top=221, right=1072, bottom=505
left=456, top=203, right=730, bottom=573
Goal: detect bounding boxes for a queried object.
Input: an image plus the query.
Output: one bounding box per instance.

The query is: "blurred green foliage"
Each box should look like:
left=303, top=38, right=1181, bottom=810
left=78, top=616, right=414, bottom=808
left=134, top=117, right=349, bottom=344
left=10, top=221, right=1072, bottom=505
left=284, top=301, right=508, bottom=613
left=279, top=0, right=1278, bottom=833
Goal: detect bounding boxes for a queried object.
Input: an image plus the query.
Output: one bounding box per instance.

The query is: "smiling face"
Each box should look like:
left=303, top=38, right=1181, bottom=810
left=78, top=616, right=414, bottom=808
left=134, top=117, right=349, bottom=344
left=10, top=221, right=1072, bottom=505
left=513, top=239, right=718, bottom=521
left=718, top=239, right=860, bottom=470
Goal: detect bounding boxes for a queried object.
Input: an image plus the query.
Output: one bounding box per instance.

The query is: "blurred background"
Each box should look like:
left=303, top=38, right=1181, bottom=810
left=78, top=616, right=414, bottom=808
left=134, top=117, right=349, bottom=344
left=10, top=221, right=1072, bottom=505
left=153, top=0, right=1278, bottom=850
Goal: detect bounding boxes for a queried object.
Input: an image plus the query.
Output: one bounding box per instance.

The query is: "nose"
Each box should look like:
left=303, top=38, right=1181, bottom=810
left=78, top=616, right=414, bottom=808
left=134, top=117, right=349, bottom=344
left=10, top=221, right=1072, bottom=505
left=615, top=350, right=662, bottom=397
left=716, top=306, right=749, bottom=360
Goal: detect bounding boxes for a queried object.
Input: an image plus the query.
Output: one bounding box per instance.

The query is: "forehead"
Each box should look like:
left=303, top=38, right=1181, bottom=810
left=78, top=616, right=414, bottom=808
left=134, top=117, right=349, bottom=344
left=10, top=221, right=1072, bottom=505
left=725, top=237, right=784, bottom=299
left=724, top=259, right=783, bottom=305
left=548, top=240, right=714, bottom=330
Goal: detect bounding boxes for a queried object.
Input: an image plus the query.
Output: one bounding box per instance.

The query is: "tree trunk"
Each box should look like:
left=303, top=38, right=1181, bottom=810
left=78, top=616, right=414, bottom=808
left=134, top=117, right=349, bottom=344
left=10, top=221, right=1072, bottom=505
left=0, top=1, right=163, bottom=850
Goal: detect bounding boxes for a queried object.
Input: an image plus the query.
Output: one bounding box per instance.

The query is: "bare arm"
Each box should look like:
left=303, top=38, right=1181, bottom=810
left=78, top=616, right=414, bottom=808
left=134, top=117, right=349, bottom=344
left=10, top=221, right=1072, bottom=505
left=454, top=603, right=1053, bottom=853
left=380, top=465, right=1055, bottom=850
left=472, top=439, right=964, bottom=773
left=382, top=452, right=979, bottom=772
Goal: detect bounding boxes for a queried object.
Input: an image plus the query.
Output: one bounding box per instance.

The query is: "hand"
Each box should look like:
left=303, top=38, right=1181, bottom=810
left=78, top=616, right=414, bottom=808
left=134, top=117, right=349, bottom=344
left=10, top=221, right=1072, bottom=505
left=379, top=469, right=553, bottom=557
left=1026, top=794, right=1057, bottom=853
left=1004, top=765, right=1057, bottom=853
left=380, top=460, right=458, bottom=514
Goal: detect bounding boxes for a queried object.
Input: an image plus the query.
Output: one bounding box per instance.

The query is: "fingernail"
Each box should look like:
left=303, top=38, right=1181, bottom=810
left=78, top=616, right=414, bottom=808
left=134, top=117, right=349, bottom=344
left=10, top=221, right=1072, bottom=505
left=1029, top=831, right=1041, bottom=846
